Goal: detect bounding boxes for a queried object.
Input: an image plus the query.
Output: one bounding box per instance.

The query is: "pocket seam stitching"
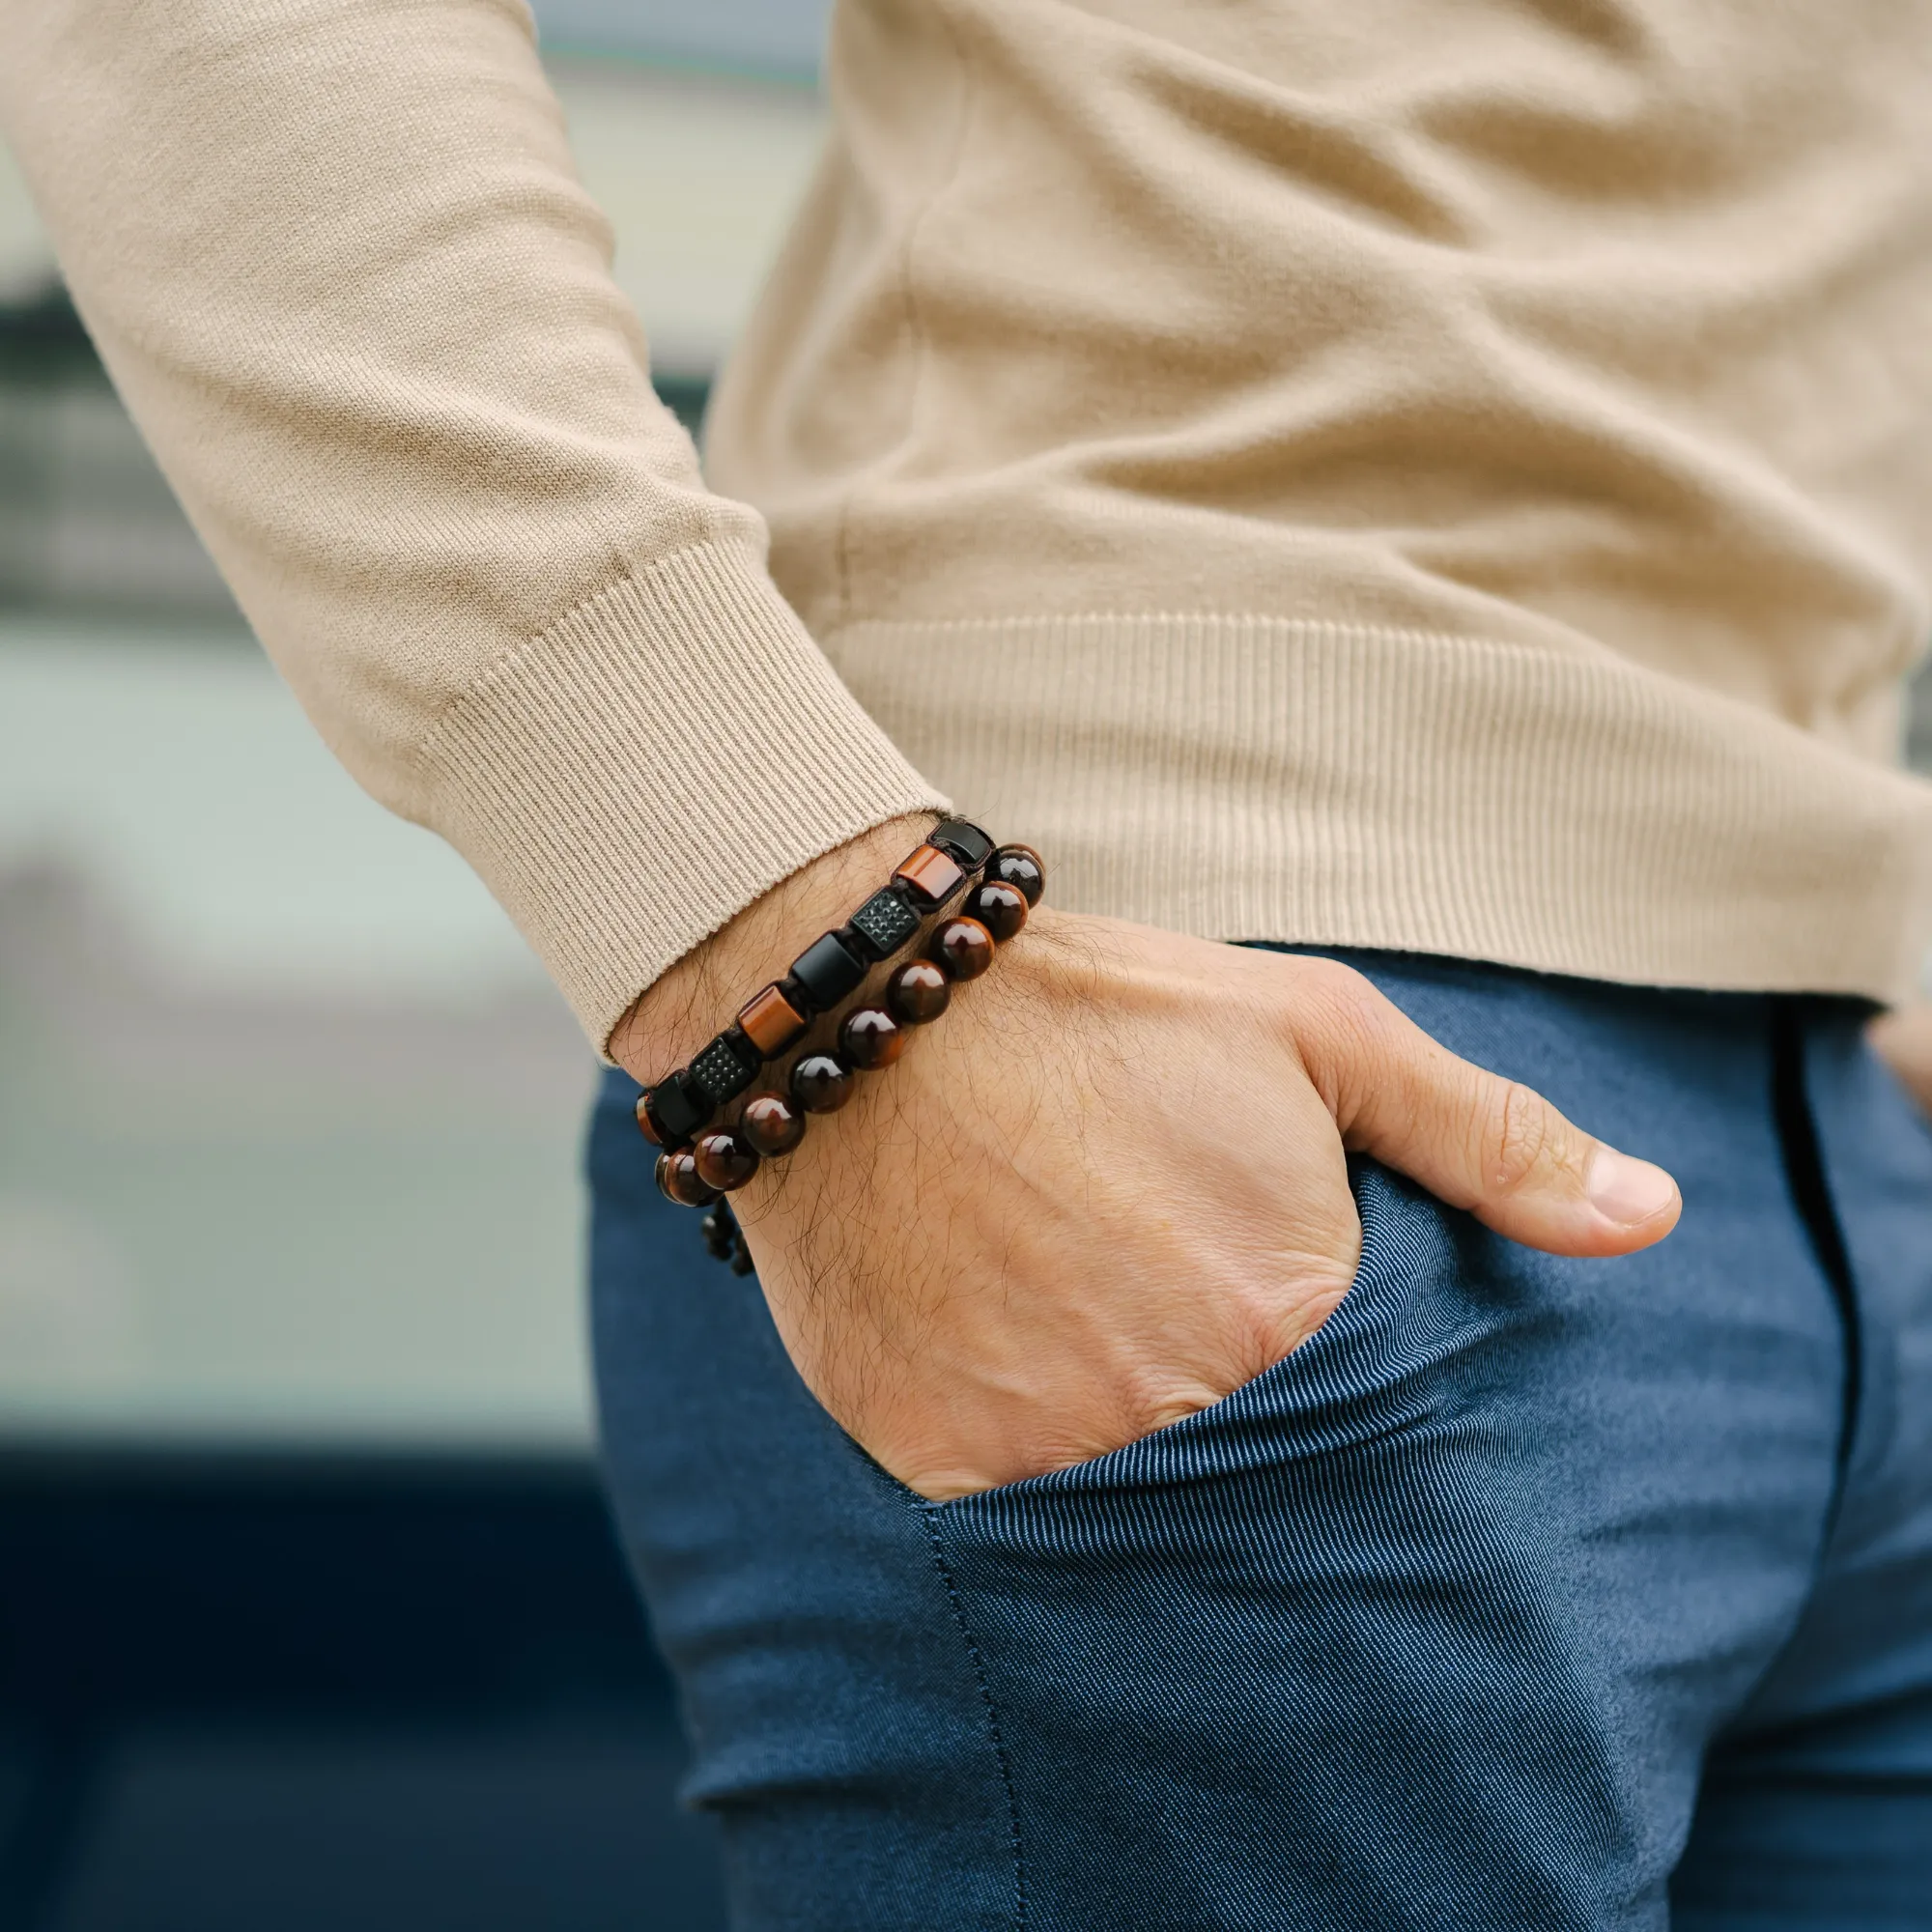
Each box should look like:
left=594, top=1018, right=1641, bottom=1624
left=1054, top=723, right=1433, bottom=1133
left=922, top=1505, right=1030, bottom=1928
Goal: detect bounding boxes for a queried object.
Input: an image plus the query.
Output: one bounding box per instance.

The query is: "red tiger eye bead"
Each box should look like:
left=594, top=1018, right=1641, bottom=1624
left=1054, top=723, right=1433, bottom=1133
left=736, top=982, right=809, bottom=1059
left=839, top=1005, right=905, bottom=1070
left=990, top=844, right=1045, bottom=907
left=694, top=1129, right=760, bottom=1192
left=791, top=1052, right=857, bottom=1114
left=932, top=915, right=995, bottom=980
left=889, top=958, right=951, bottom=1025
left=741, top=1092, right=806, bottom=1157
left=894, top=841, right=967, bottom=909
left=656, top=1149, right=719, bottom=1208
left=968, top=879, right=1028, bottom=943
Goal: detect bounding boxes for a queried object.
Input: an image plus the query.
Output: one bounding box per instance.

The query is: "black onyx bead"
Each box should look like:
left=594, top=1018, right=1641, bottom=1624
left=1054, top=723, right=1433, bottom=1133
left=695, top=1128, right=760, bottom=1192
left=990, top=844, right=1045, bottom=907
left=741, top=1092, right=806, bottom=1157
left=928, top=819, right=995, bottom=868
left=845, top=886, right=922, bottom=961
left=840, top=1005, right=905, bottom=1070
left=932, top=915, right=996, bottom=980
left=688, top=1031, right=759, bottom=1109
left=648, top=1070, right=711, bottom=1144
left=791, top=1052, right=857, bottom=1114
left=656, top=1148, right=719, bottom=1208
left=789, top=931, right=867, bottom=1011
left=889, top=958, right=951, bottom=1025
left=969, top=879, right=1028, bottom=944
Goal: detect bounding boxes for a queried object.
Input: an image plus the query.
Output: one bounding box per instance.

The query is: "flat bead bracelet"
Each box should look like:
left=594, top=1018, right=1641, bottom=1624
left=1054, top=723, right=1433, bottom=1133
left=635, top=819, right=1045, bottom=1270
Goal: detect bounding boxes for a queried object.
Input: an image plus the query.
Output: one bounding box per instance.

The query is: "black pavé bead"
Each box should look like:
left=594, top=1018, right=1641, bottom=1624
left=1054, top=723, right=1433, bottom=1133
left=789, top=930, right=867, bottom=1009
left=845, top=886, right=923, bottom=961
left=648, top=1070, right=711, bottom=1144
left=928, top=819, right=994, bottom=869
left=688, top=1030, right=759, bottom=1109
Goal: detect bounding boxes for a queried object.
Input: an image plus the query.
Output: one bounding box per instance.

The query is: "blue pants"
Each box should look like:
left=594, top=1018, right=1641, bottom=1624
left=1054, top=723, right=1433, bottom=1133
left=588, top=952, right=1932, bottom=1929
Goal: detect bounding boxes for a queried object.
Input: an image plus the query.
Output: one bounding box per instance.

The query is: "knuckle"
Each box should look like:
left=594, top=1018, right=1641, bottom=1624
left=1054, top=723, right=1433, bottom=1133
left=1478, top=1080, right=1558, bottom=1196
left=1291, top=958, right=1389, bottom=1053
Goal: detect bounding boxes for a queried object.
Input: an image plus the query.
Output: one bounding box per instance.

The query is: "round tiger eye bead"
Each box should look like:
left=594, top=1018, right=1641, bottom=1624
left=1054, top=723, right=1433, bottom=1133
left=655, top=1148, right=719, bottom=1208
left=741, top=1092, right=806, bottom=1157
left=694, top=1129, right=760, bottom=1193
left=968, top=879, right=1028, bottom=944
left=889, top=958, right=952, bottom=1025
left=840, top=1005, right=905, bottom=1070
left=990, top=844, right=1045, bottom=907
left=932, top=915, right=995, bottom=981
left=790, top=1052, right=857, bottom=1114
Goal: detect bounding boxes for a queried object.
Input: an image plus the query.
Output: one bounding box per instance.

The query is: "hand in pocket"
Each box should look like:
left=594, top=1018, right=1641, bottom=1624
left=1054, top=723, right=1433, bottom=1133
left=616, top=827, right=1680, bottom=1501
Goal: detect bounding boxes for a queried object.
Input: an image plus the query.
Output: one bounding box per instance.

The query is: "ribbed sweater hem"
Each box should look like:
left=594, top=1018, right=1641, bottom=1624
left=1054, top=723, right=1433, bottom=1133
left=828, top=613, right=1932, bottom=1007
left=412, top=541, right=949, bottom=1050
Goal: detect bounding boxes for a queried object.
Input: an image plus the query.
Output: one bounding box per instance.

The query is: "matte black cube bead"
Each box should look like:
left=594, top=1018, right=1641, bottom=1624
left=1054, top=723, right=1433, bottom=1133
left=647, top=1070, right=711, bottom=1144
left=789, top=930, right=867, bottom=1010
left=845, top=886, right=923, bottom=962
left=688, top=1030, right=759, bottom=1109
left=928, top=819, right=995, bottom=869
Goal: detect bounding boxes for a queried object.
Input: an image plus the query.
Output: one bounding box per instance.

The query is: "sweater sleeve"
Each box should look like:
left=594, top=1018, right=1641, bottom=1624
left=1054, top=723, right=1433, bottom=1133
left=0, top=0, right=946, bottom=1048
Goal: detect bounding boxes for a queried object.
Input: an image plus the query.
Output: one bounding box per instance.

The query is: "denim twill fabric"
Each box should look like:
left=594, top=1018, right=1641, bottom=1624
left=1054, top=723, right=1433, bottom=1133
left=587, top=951, right=1932, bottom=1930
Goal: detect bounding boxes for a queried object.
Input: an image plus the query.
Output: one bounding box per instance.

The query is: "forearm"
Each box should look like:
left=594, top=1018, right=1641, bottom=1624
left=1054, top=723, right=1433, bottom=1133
left=0, top=0, right=942, bottom=1046
left=609, top=815, right=936, bottom=1082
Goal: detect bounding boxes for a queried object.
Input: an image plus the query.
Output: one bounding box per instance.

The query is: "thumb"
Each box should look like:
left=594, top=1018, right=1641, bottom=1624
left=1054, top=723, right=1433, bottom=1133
left=1292, top=966, right=1682, bottom=1259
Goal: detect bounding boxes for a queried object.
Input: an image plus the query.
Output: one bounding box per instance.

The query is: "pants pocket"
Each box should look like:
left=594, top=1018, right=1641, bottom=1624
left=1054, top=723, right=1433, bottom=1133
left=928, top=1157, right=1483, bottom=1517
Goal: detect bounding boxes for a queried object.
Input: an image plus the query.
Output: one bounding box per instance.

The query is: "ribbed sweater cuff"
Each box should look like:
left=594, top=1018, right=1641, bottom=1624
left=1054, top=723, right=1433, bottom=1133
left=412, top=542, right=949, bottom=1052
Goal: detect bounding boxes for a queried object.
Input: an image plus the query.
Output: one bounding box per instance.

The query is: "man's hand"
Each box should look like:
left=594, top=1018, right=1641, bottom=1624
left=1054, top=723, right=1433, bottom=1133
left=613, top=823, right=1681, bottom=1501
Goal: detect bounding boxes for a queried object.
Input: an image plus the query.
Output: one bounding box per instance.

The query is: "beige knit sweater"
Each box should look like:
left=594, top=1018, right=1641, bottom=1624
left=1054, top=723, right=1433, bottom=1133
left=7, top=0, right=1932, bottom=1047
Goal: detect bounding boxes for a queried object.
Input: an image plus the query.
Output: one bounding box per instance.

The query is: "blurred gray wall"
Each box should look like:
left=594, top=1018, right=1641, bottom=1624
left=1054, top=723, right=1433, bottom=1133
left=534, top=0, right=831, bottom=76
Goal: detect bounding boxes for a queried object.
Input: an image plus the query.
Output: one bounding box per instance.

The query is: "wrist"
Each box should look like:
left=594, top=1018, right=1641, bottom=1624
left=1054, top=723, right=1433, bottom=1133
left=609, top=814, right=936, bottom=1083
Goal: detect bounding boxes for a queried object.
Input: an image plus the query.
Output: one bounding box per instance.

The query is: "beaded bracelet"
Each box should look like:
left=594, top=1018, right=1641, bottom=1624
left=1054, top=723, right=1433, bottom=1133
left=635, top=818, right=1045, bottom=1270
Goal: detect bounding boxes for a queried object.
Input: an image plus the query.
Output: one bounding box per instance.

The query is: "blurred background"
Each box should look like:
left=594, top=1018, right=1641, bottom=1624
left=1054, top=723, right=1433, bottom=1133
left=0, top=4, right=831, bottom=1926
left=5, top=8, right=1932, bottom=1930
